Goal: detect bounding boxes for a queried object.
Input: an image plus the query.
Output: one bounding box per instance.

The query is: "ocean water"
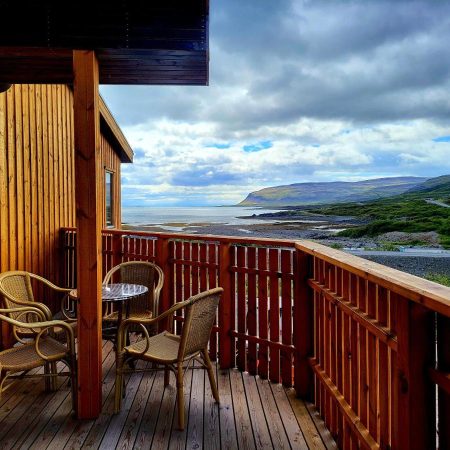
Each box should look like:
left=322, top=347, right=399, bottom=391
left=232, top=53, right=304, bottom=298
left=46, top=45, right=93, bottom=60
left=122, top=206, right=281, bottom=229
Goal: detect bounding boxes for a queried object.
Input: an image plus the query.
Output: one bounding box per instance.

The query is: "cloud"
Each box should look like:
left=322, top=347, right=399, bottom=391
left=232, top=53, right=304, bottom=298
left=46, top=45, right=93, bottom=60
left=100, top=0, right=450, bottom=206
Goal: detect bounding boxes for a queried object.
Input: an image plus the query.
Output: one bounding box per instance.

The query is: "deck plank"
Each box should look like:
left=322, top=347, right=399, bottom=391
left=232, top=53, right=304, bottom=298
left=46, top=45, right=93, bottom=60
left=186, top=366, right=205, bottom=449
left=217, top=368, right=238, bottom=450
left=229, top=369, right=256, bottom=450
left=256, top=377, right=293, bottom=449
left=168, top=366, right=193, bottom=450
left=203, top=362, right=220, bottom=450
left=242, top=373, right=273, bottom=449
left=48, top=342, right=116, bottom=450
left=0, top=347, right=335, bottom=450
left=115, top=367, right=157, bottom=450
left=133, top=370, right=166, bottom=450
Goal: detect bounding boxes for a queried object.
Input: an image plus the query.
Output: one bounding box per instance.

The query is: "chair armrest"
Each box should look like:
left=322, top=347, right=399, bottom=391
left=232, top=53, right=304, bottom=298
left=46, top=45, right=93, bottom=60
left=0, top=297, right=53, bottom=320
left=0, top=310, right=76, bottom=353
left=0, top=306, right=47, bottom=321
left=29, top=273, right=72, bottom=294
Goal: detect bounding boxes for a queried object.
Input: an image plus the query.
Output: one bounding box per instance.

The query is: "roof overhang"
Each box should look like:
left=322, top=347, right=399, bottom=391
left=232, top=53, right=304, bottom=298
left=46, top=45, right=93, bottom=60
left=99, top=97, right=133, bottom=163
left=0, top=0, right=209, bottom=86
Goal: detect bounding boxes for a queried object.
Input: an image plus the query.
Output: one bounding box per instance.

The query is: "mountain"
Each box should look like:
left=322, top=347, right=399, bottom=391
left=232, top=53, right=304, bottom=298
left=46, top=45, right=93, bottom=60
left=406, top=174, right=450, bottom=195
left=239, top=177, right=428, bottom=206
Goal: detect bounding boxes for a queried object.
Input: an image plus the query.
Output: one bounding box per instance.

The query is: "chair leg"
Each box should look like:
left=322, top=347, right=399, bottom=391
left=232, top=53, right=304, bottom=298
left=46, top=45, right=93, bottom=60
left=70, top=360, right=78, bottom=415
left=202, top=349, right=219, bottom=403
left=50, top=361, right=58, bottom=391
left=164, top=366, right=170, bottom=386
left=44, top=363, right=51, bottom=392
left=114, top=355, right=124, bottom=413
left=176, top=365, right=185, bottom=430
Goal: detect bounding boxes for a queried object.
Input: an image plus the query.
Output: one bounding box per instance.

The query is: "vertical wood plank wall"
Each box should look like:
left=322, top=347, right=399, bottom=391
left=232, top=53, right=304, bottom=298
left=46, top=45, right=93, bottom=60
left=0, top=85, right=75, bottom=285
left=99, top=134, right=121, bottom=228
left=0, top=84, right=123, bottom=317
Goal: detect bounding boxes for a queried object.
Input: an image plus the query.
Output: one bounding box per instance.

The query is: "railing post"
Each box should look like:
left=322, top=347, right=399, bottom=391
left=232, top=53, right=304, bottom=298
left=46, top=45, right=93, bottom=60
left=155, top=237, right=171, bottom=331
left=395, top=297, right=435, bottom=450
left=294, top=247, right=314, bottom=399
left=437, top=314, right=450, bottom=450
left=112, top=233, right=122, bottom=268
left=218, top=241, right=232, bottom=369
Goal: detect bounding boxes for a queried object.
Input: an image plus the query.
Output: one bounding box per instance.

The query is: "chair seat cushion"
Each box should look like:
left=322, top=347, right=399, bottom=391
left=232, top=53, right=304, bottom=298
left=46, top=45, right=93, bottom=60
left=0, top=337, right=68, bottom=372
left=125, top=331, right=180, bottom=363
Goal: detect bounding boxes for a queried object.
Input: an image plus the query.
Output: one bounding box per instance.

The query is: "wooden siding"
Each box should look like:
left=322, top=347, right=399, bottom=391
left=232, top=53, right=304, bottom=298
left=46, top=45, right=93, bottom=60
left=0, top=84, right=75, bottom=282
left=0, top=84, right=125, bottom=330
left=100, top=133, right=122, bottom=229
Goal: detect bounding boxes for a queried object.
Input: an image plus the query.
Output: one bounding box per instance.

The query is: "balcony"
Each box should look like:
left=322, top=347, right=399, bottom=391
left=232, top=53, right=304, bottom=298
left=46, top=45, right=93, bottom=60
left=54, top=227, right=450, bottom=449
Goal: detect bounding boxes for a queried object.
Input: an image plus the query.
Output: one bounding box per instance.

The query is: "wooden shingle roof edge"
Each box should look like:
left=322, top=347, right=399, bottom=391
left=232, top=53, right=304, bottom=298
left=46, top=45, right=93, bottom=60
left=99, top=96, right=133, bottom=164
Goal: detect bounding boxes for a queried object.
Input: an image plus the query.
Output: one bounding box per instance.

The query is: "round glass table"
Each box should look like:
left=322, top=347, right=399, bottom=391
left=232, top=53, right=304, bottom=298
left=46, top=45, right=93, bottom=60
left=69, top=283, right=149, bottom=342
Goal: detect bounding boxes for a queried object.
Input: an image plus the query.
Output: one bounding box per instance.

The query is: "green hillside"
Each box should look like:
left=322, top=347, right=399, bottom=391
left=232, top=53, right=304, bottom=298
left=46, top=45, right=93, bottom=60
left=310, top=175, right=450, bottom=247
left=239, top=177, right=427, bottom=206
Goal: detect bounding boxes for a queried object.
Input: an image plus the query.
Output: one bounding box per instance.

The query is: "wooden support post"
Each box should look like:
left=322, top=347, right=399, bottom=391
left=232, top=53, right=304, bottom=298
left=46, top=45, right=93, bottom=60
left=294, top=248, right=313, bottom=399
left=396, top=298, right=435, bottom=450
left=218, top=242, right=232, bottom=369
left=73, top=50, right=102, bottom=419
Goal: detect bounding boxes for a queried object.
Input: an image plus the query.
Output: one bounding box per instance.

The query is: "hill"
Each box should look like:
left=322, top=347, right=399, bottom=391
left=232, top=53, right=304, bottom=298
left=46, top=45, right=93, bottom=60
left=310, top=175, right=450, bottom=247
left=239, top=177, right=427, bottom=206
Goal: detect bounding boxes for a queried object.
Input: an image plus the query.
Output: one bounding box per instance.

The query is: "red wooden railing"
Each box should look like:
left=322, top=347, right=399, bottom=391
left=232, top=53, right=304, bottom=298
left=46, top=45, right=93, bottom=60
left=61, top=227, right=450, bottom=450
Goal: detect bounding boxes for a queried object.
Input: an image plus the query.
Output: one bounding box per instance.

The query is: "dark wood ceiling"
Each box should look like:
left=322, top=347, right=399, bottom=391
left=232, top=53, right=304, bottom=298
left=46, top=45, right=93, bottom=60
left=0, top=0, right=209, bottom=85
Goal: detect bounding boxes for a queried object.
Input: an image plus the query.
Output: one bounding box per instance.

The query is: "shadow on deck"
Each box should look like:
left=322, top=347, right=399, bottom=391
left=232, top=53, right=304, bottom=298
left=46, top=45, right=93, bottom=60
left=0, top=341, right=336, bottom=449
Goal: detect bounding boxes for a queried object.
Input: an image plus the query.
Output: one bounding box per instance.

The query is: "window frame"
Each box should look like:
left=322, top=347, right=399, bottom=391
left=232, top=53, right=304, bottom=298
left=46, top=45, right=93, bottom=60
left=105, top=169, right=115, bottom=228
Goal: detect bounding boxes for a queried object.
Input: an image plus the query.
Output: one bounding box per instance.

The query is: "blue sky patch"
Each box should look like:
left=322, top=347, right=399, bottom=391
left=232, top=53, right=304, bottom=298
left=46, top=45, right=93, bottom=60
left=433, top=135, right=450, bottom=142
left=206, top=143, right=231, bottom=149
left=243, top=140, right=273, bottom=152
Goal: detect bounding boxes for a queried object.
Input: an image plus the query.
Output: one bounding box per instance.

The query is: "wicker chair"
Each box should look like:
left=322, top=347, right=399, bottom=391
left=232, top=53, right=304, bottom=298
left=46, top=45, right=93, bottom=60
left=102, top=261, right=164, bottom=334
left=114, top=287, right=223, bottom=430
left=0, top=306, right=77, bottom=412
left=0, top=271, right=77, bottom=342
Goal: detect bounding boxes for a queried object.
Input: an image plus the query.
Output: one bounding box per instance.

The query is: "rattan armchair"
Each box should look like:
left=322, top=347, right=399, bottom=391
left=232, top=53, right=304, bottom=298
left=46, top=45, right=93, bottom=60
left=0, top=271, right=77, bottom=342
left=114, top=287, right=223, bottom=430
left=103, top=261, right=164, bottom=334
left=0, top=306, right=77, bottom=412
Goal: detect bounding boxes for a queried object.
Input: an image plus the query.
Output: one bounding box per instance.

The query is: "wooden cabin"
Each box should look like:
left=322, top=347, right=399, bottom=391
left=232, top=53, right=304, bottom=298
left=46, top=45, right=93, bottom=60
left=0, top=2, right=449, bottom=449
left=0, top=84, right=132, bottom=319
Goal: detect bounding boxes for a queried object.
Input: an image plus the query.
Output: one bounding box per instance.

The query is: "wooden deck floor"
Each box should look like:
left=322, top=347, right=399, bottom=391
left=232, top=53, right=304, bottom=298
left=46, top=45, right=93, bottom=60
left=0, top=341, right=336, bottom=449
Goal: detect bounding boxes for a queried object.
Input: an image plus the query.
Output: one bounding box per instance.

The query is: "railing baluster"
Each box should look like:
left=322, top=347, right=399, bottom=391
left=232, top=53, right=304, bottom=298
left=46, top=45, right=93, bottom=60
left=218, top=241, right=232, bottom=369
left=294, top=248, right=313, bottom=398
left=247, top=246, right=257, bottom=375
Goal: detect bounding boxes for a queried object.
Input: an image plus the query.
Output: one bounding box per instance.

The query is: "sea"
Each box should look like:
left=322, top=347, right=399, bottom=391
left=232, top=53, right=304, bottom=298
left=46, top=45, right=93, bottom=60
left=122, top=206, right=281, bottom=231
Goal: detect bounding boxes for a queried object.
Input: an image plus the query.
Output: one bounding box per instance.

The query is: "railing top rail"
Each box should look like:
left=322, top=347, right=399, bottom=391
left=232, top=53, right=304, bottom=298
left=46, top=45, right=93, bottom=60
left=295, top=240, right=450, bottom=317
left=61, top=227, right=297, bottom=248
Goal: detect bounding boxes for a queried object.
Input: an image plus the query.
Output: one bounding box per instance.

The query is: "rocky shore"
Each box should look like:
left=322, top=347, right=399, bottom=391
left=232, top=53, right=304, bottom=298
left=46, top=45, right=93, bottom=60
left=123, top=210, right=450, bottom=278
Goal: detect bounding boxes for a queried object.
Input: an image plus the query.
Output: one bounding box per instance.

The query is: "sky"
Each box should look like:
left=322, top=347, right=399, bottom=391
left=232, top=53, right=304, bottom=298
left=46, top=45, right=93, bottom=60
left=101, top=0, right=450, bottom=207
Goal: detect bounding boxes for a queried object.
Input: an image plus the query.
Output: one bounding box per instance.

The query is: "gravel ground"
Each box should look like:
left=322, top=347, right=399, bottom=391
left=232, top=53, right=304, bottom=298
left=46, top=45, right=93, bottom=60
left=353, top=254, right=450, bottom=277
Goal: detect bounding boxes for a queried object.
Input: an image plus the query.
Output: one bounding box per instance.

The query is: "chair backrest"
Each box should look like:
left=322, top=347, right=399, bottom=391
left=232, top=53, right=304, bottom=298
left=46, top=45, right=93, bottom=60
left=178, top=287, right=223, bottom=360
left=0, top=272, right=35, bottom=316
left=103, top=261, right=164, bottom=317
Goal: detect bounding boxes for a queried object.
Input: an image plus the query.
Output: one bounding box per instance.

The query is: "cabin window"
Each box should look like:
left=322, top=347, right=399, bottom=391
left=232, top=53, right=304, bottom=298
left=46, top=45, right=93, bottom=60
left=105, top=171, right=114, bottom=227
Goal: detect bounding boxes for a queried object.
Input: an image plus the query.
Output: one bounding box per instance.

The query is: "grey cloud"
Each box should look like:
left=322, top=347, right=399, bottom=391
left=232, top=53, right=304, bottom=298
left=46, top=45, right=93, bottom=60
left=102, top=0, right=450, bottom=131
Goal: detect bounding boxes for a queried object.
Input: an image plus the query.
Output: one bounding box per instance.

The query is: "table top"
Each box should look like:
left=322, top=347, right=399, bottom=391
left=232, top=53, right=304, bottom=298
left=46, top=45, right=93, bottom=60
left=69, top=283, right=148, bottom=303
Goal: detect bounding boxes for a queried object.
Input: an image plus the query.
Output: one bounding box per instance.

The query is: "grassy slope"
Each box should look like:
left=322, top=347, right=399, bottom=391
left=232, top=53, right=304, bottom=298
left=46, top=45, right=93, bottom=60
left=310, top=179, right=450, bottom=248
